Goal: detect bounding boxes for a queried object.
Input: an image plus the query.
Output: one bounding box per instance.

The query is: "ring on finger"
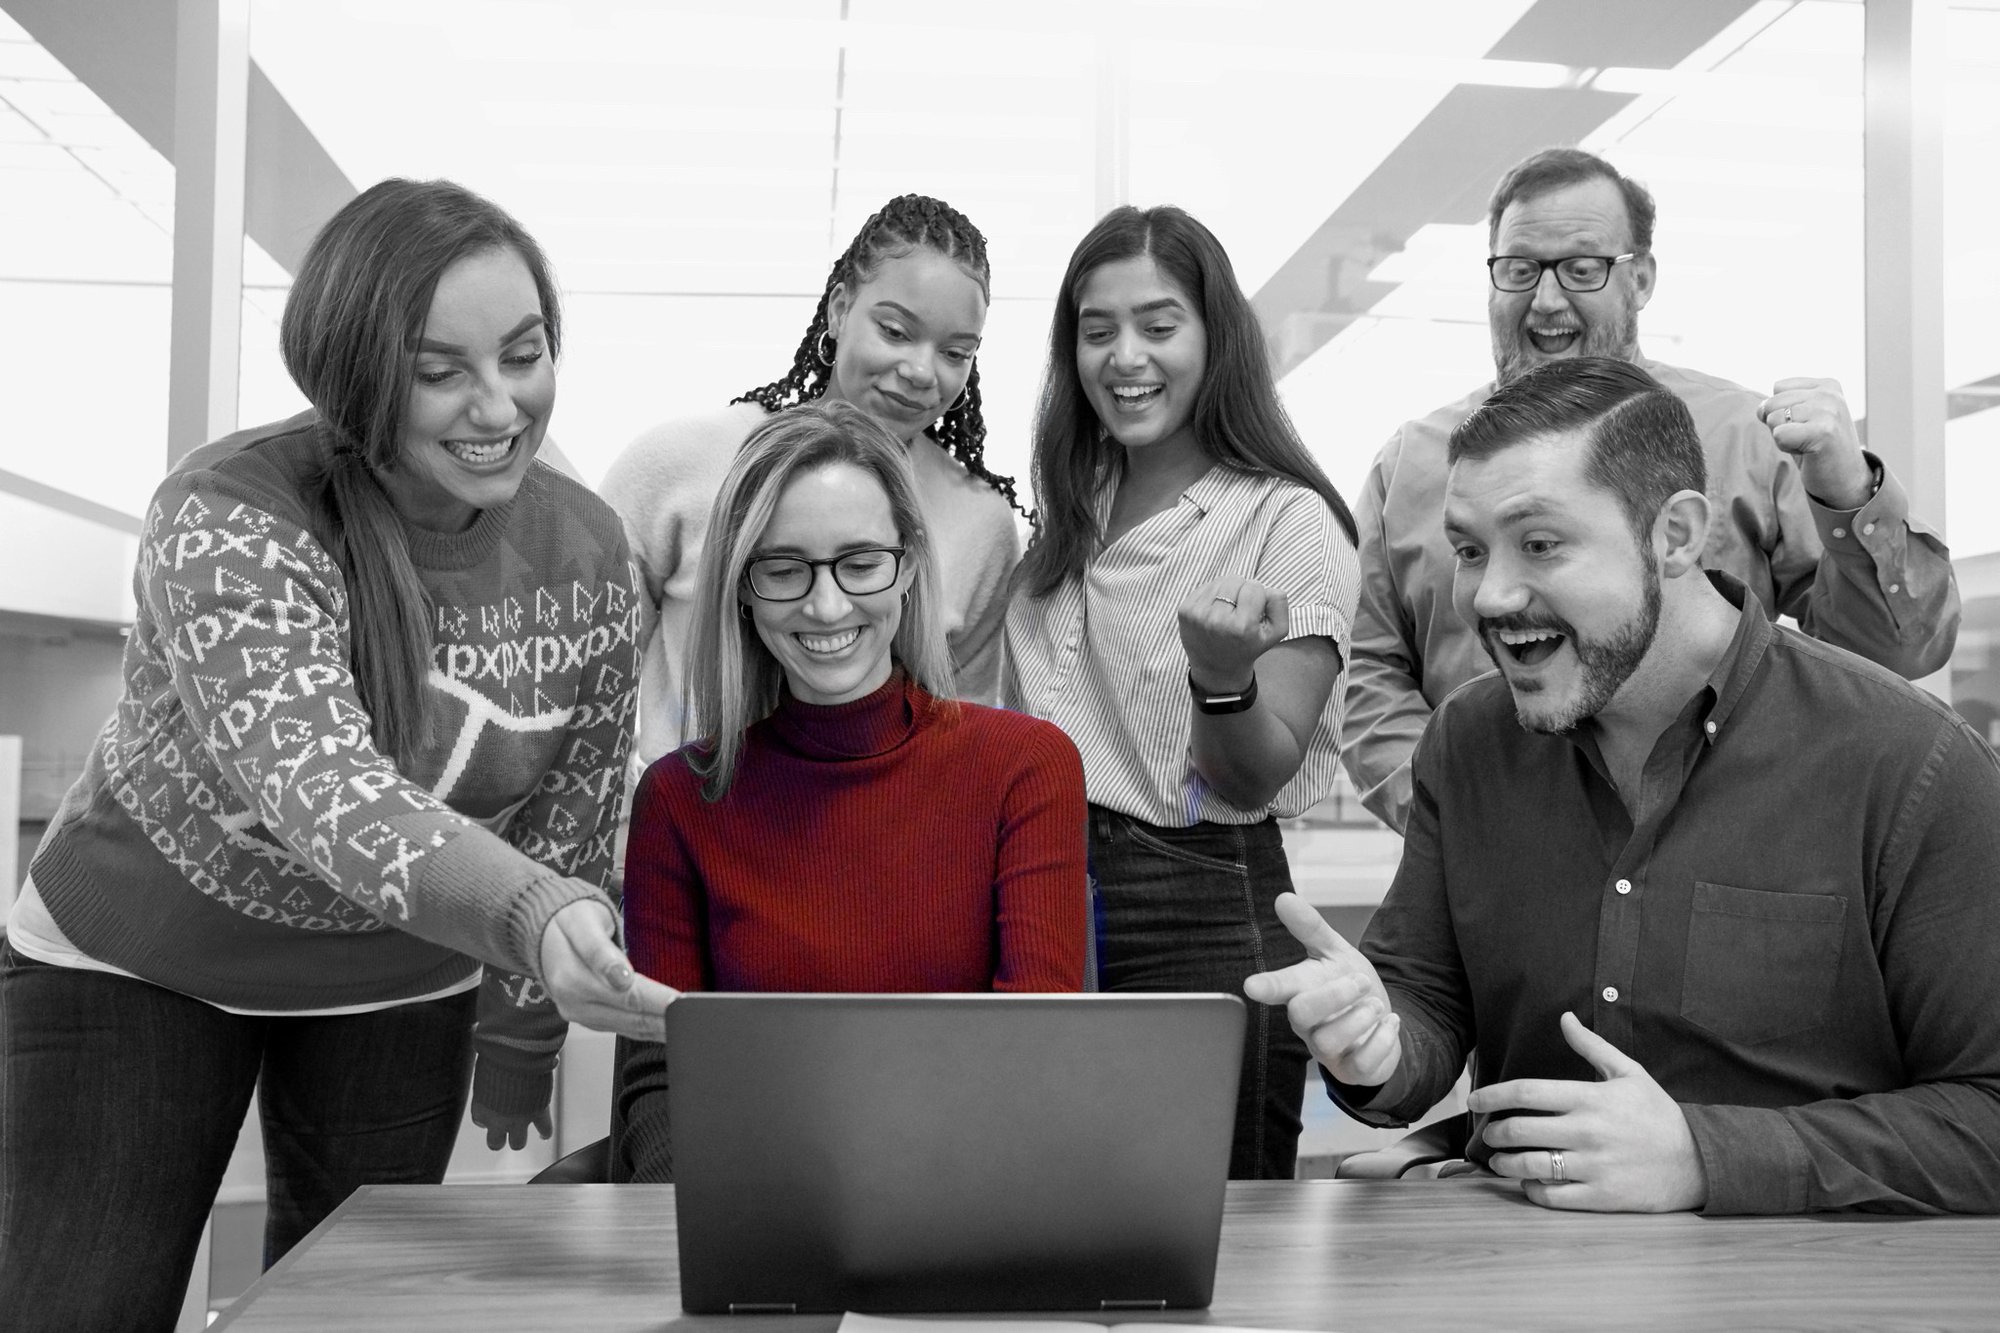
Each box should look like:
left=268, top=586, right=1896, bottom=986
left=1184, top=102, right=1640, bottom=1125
left=1548, top=1149, right=1566, bottom=1184
left=1777, top=406, right=1794, bottom=426
left=1213, top=595, right=1238, bottom=607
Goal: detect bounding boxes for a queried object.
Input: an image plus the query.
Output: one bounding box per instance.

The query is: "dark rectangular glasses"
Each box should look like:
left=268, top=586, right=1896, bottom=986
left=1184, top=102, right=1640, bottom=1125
left=744, top=547, right=906, bottom=602
left=1486, top=253, right=1635, bottom=293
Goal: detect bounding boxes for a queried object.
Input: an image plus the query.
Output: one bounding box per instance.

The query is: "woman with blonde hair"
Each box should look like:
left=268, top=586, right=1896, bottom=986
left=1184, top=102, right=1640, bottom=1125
left=611, top=400, right=1086, bottom=1182
left=600, top=194, right=1023, bottom=784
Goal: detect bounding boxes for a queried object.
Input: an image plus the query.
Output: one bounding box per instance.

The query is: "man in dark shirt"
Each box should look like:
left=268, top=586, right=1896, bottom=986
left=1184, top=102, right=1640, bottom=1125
left=1247, top=357, right=2000, bottom=1215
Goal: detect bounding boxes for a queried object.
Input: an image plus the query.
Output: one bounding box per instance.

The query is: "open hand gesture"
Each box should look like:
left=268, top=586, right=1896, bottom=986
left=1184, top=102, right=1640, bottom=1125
left=1473, top=1012, right=1708, bottom=1212
left=1243, top=892, right=1401, bottom=1086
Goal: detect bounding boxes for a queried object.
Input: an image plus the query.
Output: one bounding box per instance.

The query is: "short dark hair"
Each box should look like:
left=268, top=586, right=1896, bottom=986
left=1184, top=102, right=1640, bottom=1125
left=1449, top=358, right=1705, bottom=544
left=1487, top=147, right=1656, bottom=256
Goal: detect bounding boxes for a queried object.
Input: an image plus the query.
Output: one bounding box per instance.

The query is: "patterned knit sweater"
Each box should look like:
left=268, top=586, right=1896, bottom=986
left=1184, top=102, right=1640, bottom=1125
left=612, top=670, right=1087, bottom=1179
left=27, top=414, right=641, bottom=1117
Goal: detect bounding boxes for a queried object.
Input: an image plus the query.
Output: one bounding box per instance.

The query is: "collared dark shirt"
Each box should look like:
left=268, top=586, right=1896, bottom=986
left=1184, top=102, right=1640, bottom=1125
left=1343, top=574, right=2000, bottom=1214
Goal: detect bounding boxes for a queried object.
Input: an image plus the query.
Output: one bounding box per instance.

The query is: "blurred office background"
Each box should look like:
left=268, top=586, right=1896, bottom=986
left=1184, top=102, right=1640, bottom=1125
left=1, top=0, right=1996, bottom=1319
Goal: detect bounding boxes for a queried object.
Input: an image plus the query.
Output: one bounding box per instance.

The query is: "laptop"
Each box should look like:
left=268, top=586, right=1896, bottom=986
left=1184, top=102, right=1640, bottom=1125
left=666, top=992, right=1244, bottom=1314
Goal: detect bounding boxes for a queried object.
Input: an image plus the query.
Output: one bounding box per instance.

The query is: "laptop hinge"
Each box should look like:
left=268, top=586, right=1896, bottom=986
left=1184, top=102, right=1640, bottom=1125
left=1100, top=1300, right=1167, bottom=1311
left=728, top=1303, right=798, bottom=1314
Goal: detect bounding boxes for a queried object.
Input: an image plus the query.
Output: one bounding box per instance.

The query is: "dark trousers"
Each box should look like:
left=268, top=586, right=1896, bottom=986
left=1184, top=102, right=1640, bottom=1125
left=0, top=942, right=474, bottom=1333
left=1087, top=805, right=1310, bottom=1180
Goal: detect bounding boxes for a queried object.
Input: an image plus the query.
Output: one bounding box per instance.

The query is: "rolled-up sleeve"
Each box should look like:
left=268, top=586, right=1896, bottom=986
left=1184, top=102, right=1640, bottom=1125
left=1781, top=452, right=1959, bottom=679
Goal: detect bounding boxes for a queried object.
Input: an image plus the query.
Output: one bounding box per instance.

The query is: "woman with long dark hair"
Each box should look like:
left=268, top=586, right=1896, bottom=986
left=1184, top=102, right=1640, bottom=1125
left=611, top=401, right=1086, bottom=1181
left=600, top=194, right=1025, bottom=783
left=0, top=178, right=671, bottom=1330
left=1007, top=205, right=1361, bottom=1180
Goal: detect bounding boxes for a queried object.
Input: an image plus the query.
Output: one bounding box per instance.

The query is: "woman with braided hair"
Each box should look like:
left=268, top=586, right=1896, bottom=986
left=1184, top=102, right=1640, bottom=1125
left=601, top=194, right=1025, bottom=784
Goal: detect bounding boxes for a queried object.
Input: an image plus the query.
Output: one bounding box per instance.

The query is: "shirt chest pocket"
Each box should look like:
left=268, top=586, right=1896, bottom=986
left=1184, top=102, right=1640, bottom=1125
left=1680, top=881, right=1847, bottom=1047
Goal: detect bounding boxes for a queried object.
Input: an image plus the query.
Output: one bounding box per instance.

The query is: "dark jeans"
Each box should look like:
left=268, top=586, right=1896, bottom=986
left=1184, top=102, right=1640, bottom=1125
left=1087, top=805, right=1310, bottom=1180
left=0, top=942, right=474, bottom=1333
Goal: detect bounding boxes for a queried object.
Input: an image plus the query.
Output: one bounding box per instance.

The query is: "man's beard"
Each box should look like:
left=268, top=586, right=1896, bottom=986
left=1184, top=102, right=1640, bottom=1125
left=1491, top=304, right=1641, bottom=386
left=1480, top=548, right=1662, bottom=735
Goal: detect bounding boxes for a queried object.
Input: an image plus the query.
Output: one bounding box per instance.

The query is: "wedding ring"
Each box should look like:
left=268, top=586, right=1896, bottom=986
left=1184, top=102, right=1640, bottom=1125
left=1549, top=1149, right=1567, bottom=1184
left=1777, top=406, right=1793, bottom=426
left=1213, top=595, right=1238, bottom=607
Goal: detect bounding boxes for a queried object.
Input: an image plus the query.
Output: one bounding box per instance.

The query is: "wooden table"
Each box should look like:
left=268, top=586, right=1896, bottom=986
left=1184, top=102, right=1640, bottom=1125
left=210, top=1179, right=2000, bottom=1332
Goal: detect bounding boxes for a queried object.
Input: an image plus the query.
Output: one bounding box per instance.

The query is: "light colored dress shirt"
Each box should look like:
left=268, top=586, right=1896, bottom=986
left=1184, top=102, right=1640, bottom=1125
left=1007, top=464, right=1359, bottom=827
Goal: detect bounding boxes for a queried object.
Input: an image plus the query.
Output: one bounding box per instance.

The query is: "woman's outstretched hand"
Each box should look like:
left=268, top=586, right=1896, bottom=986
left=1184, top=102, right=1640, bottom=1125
left=539, top=898, right=676, bottom=1041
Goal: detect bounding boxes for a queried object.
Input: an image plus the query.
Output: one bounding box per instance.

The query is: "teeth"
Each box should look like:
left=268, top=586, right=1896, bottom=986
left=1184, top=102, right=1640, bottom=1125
left=797, top=628, right=861, bottom=654
left=444, top=436, right=514, bottom=464
left=1112, top=385, right=1161, bottom=400
left=1496, top=628, right=1561, bottom=645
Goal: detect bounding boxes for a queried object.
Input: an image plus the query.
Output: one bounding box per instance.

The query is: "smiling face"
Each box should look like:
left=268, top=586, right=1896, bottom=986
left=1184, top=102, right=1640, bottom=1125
left=1445, top=431, right=1663, bottom=734
left=380, top=246, right=554, bottom=532
left=743, top=461, right=912, bottom=706
left=1074, top=254, right=1208, bottom=466
left=821, top=247, right=986, bottom=445
left=1488, top=177, right=1655, bottom=386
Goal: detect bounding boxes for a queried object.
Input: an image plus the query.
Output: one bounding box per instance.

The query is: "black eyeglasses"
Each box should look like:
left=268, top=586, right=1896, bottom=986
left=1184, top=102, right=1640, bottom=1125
left=1486, top=253, right=1635, bottom=293
left=744, top=547, right=906, bottom=602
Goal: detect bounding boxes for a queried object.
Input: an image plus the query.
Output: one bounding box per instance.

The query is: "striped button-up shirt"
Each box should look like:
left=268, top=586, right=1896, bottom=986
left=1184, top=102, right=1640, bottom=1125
left=1006, top=464, right=1359, bottom=827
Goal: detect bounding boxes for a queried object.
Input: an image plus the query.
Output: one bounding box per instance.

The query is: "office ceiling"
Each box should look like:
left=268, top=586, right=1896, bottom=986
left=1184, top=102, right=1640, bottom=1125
left=3, top=0, right=1999, bottom=568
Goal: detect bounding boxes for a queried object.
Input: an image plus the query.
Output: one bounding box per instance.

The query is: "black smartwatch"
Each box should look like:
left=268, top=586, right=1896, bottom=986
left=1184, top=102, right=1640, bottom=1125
left=1190, top=671, right=1258, bottom=714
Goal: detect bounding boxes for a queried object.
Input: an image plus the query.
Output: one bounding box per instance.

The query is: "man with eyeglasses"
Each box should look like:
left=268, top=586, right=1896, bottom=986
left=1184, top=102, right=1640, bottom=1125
left=1340, top=147, right=1959, bottom=834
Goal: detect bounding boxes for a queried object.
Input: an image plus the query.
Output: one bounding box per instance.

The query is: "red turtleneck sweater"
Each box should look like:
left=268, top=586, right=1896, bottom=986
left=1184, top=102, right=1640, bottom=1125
left=614, top=671, right=1089, bottom=1178
left=623, top=671, right=1088, bottom=995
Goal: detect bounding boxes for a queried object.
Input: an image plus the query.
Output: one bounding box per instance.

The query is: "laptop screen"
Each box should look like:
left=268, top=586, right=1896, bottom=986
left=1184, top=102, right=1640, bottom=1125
left=667, top=992, right=1245, bottom=1314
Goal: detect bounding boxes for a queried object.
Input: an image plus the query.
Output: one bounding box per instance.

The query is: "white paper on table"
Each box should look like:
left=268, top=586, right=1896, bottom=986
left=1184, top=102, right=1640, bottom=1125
left=839, top=1312, right=1330, bottom=1333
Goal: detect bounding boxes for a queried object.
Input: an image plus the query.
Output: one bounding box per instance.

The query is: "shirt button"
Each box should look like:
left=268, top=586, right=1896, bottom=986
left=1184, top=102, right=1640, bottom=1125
left=1863, top=522, right=1876, bottom=535
left=1889, top=583, right=1900, bottom=595
left=1704, top=720, right=1717, bottom=736
left=1831, top=527, right=1846, bottom=539
left=1614, top=879, right=1632, bottom=895
left=1602, top=986, right=1619, bottom=1003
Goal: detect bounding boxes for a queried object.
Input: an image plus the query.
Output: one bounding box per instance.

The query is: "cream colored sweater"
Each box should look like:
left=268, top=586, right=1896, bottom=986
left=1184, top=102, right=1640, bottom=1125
left=598, top=401, right=1021, bottom=775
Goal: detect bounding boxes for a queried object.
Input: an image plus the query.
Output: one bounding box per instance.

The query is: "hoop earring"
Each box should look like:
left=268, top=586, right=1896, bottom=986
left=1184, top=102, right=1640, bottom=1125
left=739, top=601, right=753, bottom=619
left=815, top=330, right=836, bottom=367
left=947, top=382, right=971, bottom=414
